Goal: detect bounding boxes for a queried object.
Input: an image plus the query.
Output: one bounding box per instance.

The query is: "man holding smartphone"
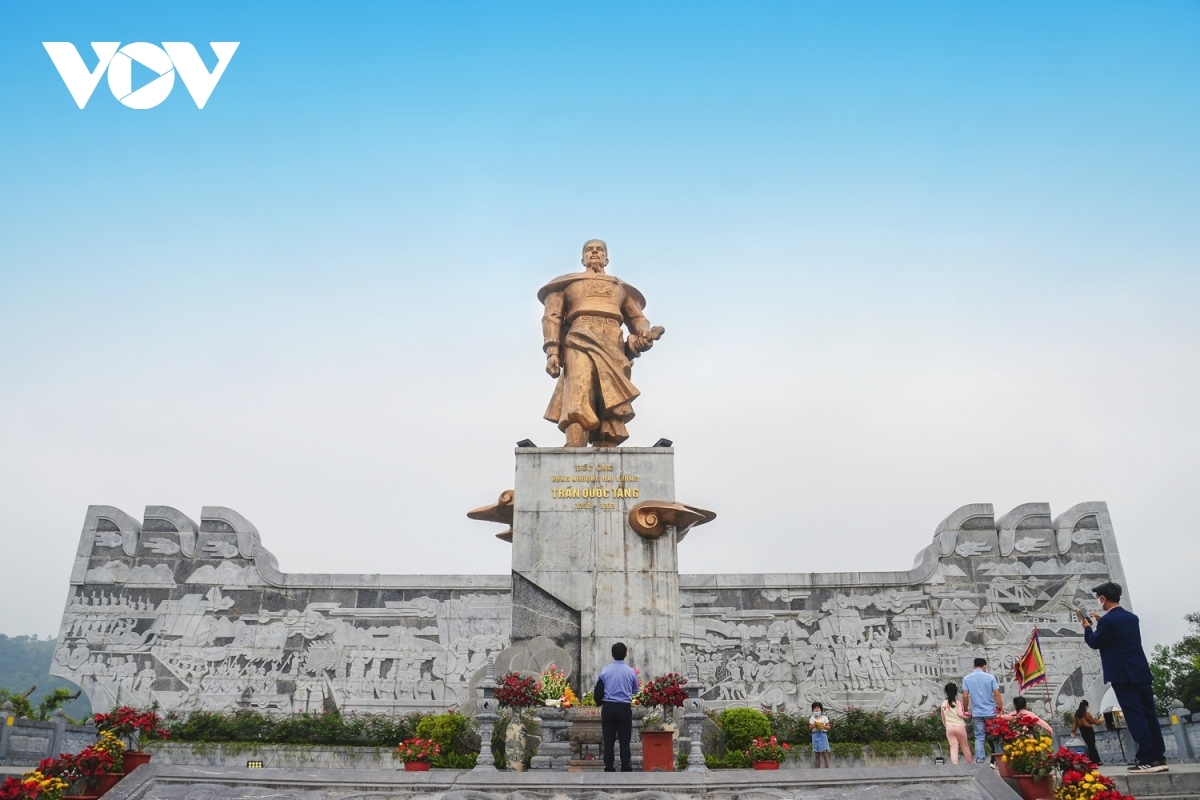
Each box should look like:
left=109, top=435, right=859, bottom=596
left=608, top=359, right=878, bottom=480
left=1079, top=581, right=1168, bottom=773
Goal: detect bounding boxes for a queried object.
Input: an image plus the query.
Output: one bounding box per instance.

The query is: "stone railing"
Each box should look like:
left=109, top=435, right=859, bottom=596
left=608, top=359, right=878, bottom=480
left=0, top=703, right=97, bottom=767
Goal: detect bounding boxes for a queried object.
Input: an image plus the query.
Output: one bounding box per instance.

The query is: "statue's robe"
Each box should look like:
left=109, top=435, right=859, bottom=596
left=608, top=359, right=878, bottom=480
left=538, top=272, right=651, bottom=445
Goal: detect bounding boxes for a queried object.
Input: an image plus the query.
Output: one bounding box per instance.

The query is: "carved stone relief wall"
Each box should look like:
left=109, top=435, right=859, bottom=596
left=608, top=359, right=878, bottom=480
left=51, top=506, right=511, bottom=715
left=678, top=501, right=1123, bottom=716
left=53, top=501, right=1124, bottom=717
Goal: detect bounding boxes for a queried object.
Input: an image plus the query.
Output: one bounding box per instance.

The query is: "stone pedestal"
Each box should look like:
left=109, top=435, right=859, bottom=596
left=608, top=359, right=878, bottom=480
left=511, top=447, right=681, bottom=688
left=530, top=708, right=573, bottom=770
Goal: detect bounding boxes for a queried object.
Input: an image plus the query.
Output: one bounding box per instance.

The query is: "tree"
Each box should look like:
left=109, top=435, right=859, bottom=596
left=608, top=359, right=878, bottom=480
left=37, top=688, right=83, bottom=721
left=0, top=634, right=91, bottom=720
left=0, top=686, right=35, bottom=718
left=1150, top=611, right=1200, bottom=714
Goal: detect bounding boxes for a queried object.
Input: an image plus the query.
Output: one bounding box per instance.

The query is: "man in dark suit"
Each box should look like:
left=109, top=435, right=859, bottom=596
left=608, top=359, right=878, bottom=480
left=1080, top=581, right=1168, bottom=773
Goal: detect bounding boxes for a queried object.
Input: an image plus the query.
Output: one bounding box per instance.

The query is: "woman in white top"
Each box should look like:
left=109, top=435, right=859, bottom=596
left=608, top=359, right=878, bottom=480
left=941, top=682, right=971, bottom=764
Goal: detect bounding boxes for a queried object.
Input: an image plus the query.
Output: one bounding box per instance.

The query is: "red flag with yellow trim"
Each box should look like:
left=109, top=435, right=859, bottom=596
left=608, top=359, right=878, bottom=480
left=1015, top=628, right=1047, bottom=692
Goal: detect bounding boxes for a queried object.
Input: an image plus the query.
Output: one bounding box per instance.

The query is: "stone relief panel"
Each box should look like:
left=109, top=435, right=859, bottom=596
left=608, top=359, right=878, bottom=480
left=53, top=501, right=1123, bottom=718
left=679, top=501, right=1121, bottom=716
left=52, top=506, right=511, bottom=716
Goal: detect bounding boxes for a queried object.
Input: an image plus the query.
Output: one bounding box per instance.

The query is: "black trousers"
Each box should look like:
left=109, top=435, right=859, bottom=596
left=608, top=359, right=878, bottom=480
left=601, top=701, right=633, bottom=772
left=1111, top=681, right=1166, bottom=765
left=1079, top=725, right=1101, bottom=764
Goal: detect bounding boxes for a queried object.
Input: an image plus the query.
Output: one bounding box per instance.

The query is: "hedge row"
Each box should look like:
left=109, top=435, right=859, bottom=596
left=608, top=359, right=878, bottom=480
left=767, top=707, right=945, bottom=744
left=160, top=709, right=428, bottom=747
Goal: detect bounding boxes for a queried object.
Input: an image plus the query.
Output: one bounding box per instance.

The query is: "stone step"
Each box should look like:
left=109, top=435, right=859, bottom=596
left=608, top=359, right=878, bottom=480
left=1102, top=765, right=1200, bottom=800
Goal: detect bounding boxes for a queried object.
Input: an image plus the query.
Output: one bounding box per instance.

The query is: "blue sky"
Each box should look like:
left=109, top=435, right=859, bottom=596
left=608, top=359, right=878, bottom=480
left=1, top=1, right=1198, bottom=649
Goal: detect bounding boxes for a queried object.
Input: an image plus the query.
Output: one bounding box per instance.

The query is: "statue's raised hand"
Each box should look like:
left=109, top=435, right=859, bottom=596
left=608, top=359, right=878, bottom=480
left=546, top=353, right=561, bottom=377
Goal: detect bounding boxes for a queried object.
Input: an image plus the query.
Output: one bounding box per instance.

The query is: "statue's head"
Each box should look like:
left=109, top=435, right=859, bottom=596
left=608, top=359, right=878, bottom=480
left=581, top=239, right=608, bottom=272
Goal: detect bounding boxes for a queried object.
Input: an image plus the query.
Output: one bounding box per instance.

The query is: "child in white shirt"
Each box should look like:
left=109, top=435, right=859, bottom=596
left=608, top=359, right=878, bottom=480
left=809, top=702, right=831, bottom=768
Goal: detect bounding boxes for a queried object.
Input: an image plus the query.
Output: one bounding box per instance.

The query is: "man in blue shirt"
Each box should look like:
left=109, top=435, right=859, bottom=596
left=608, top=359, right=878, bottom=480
left=1080, top=581, right=1168, bottom=773
left=595, top=641, right=639, bottom=772
left=962, top=657, right=1003, bottom=764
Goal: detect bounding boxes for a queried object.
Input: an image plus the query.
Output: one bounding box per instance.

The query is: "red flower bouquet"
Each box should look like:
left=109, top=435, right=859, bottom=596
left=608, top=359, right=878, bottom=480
left=494, top=672, right=540, bottom=709
left=745, top=735, right=790, bottom=763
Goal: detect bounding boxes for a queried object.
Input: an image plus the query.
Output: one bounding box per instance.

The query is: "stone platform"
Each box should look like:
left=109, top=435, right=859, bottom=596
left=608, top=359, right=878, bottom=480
left=103, top=764, right=1019, bottom=800
left=1099, top=762, right=1200, bottom=800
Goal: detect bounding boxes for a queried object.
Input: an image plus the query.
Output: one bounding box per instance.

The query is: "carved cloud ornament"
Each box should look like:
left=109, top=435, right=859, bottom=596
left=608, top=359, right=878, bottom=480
left=468, top=490, right=515, bottom=542
left=628, top=500, right=715, bottom=541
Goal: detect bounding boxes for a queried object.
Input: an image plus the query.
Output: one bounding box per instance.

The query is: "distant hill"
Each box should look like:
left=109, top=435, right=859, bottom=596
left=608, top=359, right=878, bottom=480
left=0, top=634, right=91, bottom=721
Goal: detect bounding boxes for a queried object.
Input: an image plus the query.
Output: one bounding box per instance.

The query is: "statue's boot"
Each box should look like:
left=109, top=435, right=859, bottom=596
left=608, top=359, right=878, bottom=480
left=565, top=423, right=589, bottom=447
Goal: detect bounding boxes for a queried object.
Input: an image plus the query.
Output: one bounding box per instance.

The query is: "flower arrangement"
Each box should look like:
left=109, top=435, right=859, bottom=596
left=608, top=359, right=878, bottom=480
left=537, top=664, right=570, bottom=706
left=561, top=687, right=579, bottom=708
left=35, top=742, right=121, bottom=793
left=0, top=772, right=68, bottom=800
left=744, top=735, right=790, bottom=764
left=1050, top=748, right=1131, bottom=800
left=93, top=706, right=168, bottom=751
left=579, top=692, right=596, bottom=707
left=986, top=713, right=1054, bottom=780
left=92, top=731, right=126, bottom=772
left=633, top=672, right=687, bottom=731
left=394, top=738, right=441, bottom=763
left=494, top=672, right=540, bottom=708
left=637, top=673, right=688, bottom=710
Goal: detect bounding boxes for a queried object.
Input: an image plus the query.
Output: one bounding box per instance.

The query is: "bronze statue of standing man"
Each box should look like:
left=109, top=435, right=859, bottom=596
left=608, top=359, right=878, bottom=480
left=539, top=240, right=665, bottom=447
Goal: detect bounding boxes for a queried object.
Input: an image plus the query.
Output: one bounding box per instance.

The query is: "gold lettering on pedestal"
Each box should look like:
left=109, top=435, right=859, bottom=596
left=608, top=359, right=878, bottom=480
left=550, top=470, right=640, bottom=508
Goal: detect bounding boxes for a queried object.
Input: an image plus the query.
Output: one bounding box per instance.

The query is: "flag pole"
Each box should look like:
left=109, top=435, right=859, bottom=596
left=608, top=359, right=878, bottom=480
left=1038, top=627, right=1053, bottom=718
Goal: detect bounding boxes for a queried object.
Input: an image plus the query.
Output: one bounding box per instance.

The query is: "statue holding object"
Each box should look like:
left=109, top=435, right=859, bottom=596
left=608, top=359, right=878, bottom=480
left=539, top=240, right=665, bottom=447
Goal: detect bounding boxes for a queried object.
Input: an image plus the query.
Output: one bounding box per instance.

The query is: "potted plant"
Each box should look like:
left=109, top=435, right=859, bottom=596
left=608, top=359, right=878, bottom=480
left=495, top=671, right=540, bottom=771
left=1050, top=747, right=1132, bottom=800
left=634, top=673, right=687, bottom=772
left=91, top=733, right=126, bottom=792
left=0, top=771, right=68, bottom=800
left=40, top=741, right=122, bottom=799
left=394, top=738, right=440, bottom=771
left=986, top=714, right=1054, bottom=800
left=745, top=735, right=790, bottom=770
left=92, top=707, right=166, bottom=773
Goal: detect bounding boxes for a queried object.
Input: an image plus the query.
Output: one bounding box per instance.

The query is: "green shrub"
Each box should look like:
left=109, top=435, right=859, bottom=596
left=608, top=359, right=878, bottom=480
left=831, top=742, right=864, bottom=760
left=766, top=707, right=943, bottom=745
left=431, top=751, right=477, bottom=768
left=768, top=710, right=811, bottom=745
left=717, top=707, right=771, bottom=751
left=864, top=740, right=933, bottom=758
left=415, top=712, right=469, bottom=751
left=162, top=709, right=425, bottom=746
left=704, top=750, right=751, bottom=769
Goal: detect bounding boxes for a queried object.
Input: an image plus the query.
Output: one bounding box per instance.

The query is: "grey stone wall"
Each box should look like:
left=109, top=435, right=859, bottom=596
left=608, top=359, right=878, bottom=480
left=51, top=500, right=1123, bottom=718
left=50, top=506, right=510, bottom=716
left=680, top=502, right=1125, bottom=716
